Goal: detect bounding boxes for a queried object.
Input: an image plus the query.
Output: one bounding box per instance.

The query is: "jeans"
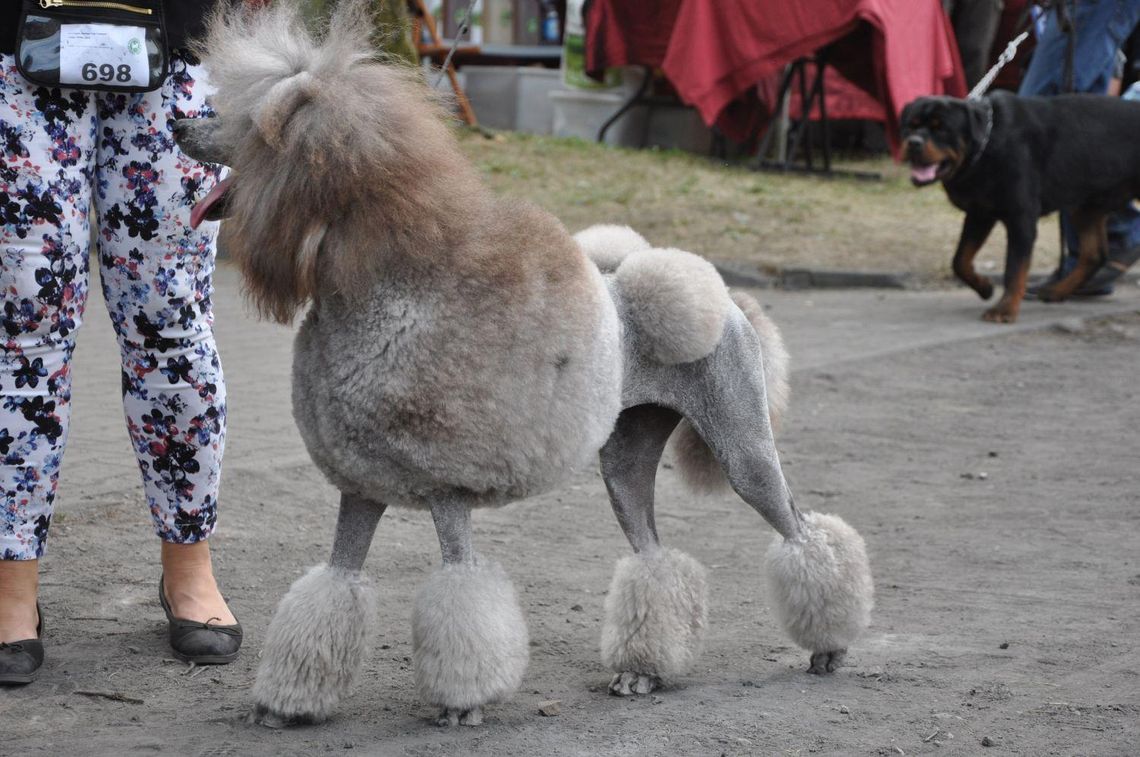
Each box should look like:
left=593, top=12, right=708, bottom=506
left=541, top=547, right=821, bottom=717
left=1019, top=0, right=1140, bottom=260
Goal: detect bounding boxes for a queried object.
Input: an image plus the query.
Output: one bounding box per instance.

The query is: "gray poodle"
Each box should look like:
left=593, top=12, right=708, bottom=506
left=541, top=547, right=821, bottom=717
left=175, top=1, right=874, bottom=727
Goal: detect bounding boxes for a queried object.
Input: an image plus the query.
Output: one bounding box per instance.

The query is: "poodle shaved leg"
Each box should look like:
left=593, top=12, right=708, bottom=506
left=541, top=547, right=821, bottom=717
left=601, top=404, right=681, bottom=554
left=681, top=316, right=873, bottom=673
left=252, top=494, right=384, bottom=726
left=599, top=405, right=708, bottom=696
left=331, top=494, right=386, bottom=570
left=430, top=500, right=474, bottom=567
left=413, top=500, right=529, bottom=727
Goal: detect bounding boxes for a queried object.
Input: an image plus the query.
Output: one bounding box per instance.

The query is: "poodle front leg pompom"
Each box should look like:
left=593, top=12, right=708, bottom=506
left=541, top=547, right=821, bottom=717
left=412, top=562, right=529, bottom=726
left=252, top=565, right=378, bottom=726
left=600, top=548, right=708, bottom=696
left=765, top=512, right=874, bottom=674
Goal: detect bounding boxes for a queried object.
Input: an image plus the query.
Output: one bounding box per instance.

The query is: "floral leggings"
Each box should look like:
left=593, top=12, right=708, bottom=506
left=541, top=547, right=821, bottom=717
left=0, top=53, right=225, bottom=561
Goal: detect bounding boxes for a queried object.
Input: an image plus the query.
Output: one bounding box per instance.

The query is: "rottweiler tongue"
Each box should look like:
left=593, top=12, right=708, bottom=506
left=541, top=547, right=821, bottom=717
left=190, top=176, right=233, bottom=229
left=910, top=163, right=938, bottom=183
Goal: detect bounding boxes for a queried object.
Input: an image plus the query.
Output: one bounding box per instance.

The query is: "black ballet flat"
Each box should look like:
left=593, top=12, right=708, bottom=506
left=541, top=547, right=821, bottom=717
left=0, top=604, right=43, bottom=685
left=159, top=576, right=242, bottom=665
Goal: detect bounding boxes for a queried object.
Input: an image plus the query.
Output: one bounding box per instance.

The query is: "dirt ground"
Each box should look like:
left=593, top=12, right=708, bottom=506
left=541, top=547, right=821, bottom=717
left=4, top=268, right=1138, bottom=756
left=458, top=131, right=1064, bottom=282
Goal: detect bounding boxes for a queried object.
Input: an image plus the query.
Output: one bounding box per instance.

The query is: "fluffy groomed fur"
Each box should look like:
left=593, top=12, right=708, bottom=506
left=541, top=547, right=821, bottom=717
left=198, top=1, right=485, bottom=323
left=186, top=0, right=874, bottom=725
left=615, top=248, right=734, bottom=364
left=573, top=224, right=652, bottom=272
left=251, top=565, right=377, bottom=723
left=600, top=548, right=708, bottom=682
left=670, top=291, right=791, bottom=494
left=765, top=512, right=874, bottom=653
left=412, top=562, right=530, bottom=711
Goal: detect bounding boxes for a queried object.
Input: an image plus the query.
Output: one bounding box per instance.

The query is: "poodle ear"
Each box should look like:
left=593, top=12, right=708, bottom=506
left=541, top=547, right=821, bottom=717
left=254, top=71, right=315, bottom=149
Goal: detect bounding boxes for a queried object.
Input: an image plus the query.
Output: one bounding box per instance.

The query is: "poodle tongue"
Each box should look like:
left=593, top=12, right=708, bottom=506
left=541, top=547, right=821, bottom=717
left=190, top=176, right=233, bottom=229
left=910, top=163, right=938, bottom=184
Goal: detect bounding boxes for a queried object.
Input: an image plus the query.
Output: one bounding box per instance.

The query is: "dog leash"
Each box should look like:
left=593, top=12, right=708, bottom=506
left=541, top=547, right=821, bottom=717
left=960, top=15, right=1033, bottom=171
left=968, top=30, right=1031, bottom=100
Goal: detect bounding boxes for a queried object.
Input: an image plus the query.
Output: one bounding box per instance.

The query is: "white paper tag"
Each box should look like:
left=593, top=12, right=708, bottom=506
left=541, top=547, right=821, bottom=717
left=59, top=24, right=149, bottom=88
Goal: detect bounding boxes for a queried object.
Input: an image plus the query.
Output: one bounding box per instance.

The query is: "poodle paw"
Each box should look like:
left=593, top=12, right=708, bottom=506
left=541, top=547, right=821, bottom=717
left=807, top=649, right=847, bottom=675
left=609, top=671, right=661, bottom=696
left=436, top=706, right=484, bottom=727
left=250, top=705, right=318, bottom=729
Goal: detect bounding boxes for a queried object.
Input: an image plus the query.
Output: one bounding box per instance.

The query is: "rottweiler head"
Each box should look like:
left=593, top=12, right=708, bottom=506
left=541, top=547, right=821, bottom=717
left=899, top=96, right=990, bottom=187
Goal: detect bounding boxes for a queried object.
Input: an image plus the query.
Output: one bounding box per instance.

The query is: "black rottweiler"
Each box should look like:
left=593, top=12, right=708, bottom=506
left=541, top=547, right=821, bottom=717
left=900, top=92, right=1140, bottom=322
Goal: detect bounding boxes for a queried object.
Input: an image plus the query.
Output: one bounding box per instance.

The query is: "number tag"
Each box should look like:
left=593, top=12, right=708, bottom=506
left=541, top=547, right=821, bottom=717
left=59, top=23, right=148, bottom=88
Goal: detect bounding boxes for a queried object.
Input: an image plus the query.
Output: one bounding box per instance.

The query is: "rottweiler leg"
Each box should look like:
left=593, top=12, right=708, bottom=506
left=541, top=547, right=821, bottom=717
left=1038, top=210, right=1109, bottom=302
left=983, top=216, right=1035, bottom=323
left=953, top=213, right=998, bottom=300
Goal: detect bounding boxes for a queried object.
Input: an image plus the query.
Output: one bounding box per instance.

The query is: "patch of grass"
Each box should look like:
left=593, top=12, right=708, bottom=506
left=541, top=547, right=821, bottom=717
left=457, top=129, right=1063, bottom=283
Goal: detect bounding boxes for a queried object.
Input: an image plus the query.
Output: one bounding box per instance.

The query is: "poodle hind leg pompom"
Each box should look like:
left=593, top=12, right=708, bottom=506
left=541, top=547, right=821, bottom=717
left=598, top=404, right=708, bottom=696
left=766, top=511, right=873, bottom=673
left=601, top=548, right=708, bottom=695
left=252, top=494, right=384, bottom=726
left=669, top=313, right=872, bottom=674
left=413, top=502, right=529, bottom=726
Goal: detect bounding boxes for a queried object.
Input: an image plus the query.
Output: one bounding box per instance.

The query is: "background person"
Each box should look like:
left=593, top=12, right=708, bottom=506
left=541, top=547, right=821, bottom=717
left=944, top=0, right=1007, bottom=88
left=1020, top=0, right=1140, bottom=295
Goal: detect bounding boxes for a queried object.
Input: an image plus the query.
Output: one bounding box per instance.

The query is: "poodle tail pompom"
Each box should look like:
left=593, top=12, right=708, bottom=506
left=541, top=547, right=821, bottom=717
left=669, top=291, right=790, bottom=495
left=615, top=247, right=733, bottom=365
left=765, top=512, right=873, bottom=654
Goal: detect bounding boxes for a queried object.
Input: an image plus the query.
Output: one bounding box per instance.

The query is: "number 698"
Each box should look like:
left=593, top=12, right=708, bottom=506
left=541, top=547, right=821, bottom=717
left=81, top=63, right=133, bottom=83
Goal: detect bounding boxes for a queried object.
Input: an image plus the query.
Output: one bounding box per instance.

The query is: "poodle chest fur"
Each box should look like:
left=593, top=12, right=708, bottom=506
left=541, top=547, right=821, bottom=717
left=290, top=261, right=624, bottom=509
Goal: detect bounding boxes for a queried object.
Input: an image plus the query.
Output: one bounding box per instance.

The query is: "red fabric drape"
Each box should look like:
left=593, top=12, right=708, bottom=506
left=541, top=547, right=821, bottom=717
left=585, top=0, right=967, bottom=151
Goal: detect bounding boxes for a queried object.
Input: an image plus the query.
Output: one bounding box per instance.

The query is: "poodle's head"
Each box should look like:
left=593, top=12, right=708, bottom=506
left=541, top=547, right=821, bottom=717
left=173, top=0, right=473, bottom=323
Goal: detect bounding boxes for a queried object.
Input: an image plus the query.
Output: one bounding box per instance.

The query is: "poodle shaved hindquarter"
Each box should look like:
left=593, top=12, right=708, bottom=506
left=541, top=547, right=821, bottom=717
left=180, top=0, right=873, bottom=727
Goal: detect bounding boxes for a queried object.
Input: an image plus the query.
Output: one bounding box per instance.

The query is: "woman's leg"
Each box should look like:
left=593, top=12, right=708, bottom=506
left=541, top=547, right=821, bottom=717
left=92, top=55, right=233, bottom=625
left=0, top=57, right=96, bottom=641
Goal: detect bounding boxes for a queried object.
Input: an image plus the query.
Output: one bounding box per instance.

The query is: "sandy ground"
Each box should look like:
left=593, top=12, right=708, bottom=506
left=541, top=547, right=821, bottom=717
left=4, top=265, right=1139, bottom=757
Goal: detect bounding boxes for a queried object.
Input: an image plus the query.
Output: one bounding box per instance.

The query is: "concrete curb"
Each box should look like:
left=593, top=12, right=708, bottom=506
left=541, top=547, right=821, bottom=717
left=711, top=259, right=1140, bottom=292
left=711, top=259, right=914, bottom=290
